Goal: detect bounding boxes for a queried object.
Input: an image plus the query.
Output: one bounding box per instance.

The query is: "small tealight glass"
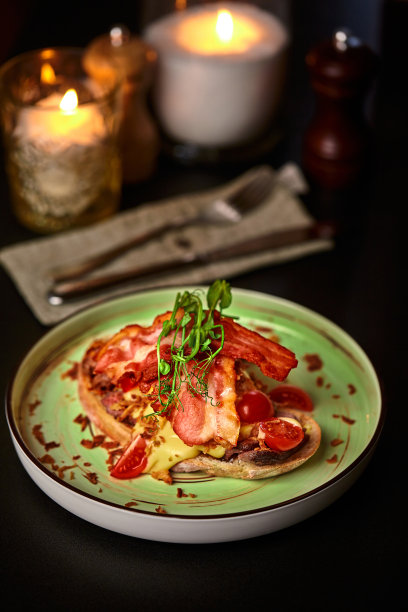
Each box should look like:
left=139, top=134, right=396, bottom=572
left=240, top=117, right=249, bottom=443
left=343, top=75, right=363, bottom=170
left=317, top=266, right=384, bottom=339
left=0, top=47, right=123, bottom=233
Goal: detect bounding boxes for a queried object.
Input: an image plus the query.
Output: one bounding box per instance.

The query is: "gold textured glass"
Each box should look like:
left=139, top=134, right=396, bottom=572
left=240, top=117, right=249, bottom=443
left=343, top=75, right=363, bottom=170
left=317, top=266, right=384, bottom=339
left=0, top=48, right=122, bottom=233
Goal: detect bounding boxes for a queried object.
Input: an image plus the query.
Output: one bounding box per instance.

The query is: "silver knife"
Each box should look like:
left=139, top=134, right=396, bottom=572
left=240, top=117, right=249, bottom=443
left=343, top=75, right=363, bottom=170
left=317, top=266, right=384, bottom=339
left=48, top=221, right=335, bottom=304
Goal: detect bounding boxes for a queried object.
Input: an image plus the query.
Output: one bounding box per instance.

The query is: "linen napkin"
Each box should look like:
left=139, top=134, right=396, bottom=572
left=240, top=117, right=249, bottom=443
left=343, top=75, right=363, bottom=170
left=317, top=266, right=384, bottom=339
left=0, top=163, right=333, bottom=326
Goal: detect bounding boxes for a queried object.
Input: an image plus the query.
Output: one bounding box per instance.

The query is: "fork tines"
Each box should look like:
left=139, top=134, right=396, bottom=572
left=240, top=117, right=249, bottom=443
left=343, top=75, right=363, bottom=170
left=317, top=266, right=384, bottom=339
left=231, top=167, right=275, bottom=213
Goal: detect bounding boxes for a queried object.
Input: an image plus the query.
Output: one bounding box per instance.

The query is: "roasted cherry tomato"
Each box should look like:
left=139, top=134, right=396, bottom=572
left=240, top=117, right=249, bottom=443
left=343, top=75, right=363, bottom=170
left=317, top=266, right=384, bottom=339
left=110, top=435, right=148, bottom=479
left=269, top=384, right=314, bottom=412
left=259, top=418, right=304, bottom=451
left=117, top=371, right=138, bottom=392
left=236, top=390, right=275, bottom=423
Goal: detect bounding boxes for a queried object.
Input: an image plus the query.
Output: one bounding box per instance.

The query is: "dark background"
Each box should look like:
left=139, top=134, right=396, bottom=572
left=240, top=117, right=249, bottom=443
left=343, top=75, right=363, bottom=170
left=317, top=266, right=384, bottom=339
left=0, top=1, right=404, bottom=610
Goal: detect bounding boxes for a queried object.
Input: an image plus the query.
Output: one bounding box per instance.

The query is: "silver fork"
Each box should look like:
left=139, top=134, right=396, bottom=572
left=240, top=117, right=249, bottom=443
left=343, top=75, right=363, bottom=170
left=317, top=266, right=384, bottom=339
left=50, top=166, right=275, bottom=283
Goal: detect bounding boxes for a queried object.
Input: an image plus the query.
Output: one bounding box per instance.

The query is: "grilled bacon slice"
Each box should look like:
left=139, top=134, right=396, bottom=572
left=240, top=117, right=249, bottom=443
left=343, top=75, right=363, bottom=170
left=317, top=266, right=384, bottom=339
left=83, top=310, right=298, bottom=450
left=92, top=310, right=297, bottom=393
left=214, top=314, right=297, bottom=382
left=93, top=312, right=176, bottom=385
left=167, top=355, right=239, bottom=448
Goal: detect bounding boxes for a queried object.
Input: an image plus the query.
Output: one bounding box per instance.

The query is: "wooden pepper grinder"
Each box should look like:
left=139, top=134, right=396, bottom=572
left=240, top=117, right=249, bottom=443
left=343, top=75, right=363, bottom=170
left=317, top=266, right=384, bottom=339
left=84, top=25, right=160, bottom=184
left=302, top=29, right=378, bottom=190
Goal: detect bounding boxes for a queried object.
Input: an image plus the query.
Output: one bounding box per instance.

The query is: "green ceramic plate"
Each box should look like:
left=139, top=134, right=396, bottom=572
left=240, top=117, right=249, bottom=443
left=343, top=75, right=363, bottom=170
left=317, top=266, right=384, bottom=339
left=6, top=287, right=383, bottom=543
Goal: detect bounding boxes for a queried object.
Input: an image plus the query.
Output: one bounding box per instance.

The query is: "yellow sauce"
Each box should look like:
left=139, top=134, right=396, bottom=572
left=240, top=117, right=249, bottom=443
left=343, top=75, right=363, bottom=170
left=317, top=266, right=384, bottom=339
left=122, top=389, right=226, bottom=474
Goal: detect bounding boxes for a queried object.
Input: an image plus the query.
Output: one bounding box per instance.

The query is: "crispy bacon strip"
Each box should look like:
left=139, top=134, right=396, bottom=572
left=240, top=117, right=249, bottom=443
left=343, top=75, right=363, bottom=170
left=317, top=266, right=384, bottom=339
left=93, top=310, right=296, bottom=387
left=168, top=356, right=239, bottom=448
left=93, top=311, right=177, bottom=384
left=213, top=314, right=297, bottom=381
left=90, top=309, right=296, bottom=448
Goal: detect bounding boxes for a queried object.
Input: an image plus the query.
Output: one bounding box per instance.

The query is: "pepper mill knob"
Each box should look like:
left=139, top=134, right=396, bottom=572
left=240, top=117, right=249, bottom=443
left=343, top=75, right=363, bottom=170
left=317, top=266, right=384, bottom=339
left=302, top=29, right=378, bottom=190
left=84, top=25, right=160, bottom=184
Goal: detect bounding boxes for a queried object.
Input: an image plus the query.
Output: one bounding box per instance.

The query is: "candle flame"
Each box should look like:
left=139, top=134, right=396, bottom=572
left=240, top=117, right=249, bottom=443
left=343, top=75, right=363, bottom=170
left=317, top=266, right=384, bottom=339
left=41, top=63, right=56, bottom=84
left=216, top=10, right=234, bottom=43
left=59, top=89, right=78, bottom=113
left=41, top=49, right=56, bottom=60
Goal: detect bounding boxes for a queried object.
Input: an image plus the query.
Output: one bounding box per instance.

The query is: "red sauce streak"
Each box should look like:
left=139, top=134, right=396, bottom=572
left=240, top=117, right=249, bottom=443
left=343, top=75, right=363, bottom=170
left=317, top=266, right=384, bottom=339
left=332, top=394, right=340, bottom=399
left=81, top=435, right=106, bottom=449
left=39, top=454, right=55, bottom=464
left=332, top=414, right=355, bottom=424
left=106, top=449, right=123, bottom=467
left=84, top=472, right=99, bottom=484
left=32, top=424, right=45, bottom=445
left=155, top=505, right=167, bottom=514
left=32, top=424, right=60, bottom=451
left=45, top=441, right=60, bottom=451
left=348, top=384, right=357, bottom=395
left=304, top=353, right=323, bottom=372
left=101, top=440, right=120, bottom=450
left=341, top=415, right=356, bottom=425
left=326, top=383, right=332, bottom=389
left=326, top=454, right=338, bottom=464
left=125, top=501, right=139, bottom=508
left=58, top=465, right=77, bottom=479
left=316, top=376, right=324, bottom=387
left=74, top=414, right=90, bottom=431
left=330, top=438, right=344, bottom=447
left=81, top=440, right=95, bottom=449
left=61, top=362, right=79, bottom=380
left=177, top=487, right=189, bottom=499
left=29, top=399, right=41, bottom=416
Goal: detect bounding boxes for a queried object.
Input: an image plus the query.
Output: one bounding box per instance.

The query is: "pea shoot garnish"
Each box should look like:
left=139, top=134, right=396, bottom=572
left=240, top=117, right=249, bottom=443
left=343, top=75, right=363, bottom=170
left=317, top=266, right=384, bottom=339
left=148, top=280, right=232, bottom=417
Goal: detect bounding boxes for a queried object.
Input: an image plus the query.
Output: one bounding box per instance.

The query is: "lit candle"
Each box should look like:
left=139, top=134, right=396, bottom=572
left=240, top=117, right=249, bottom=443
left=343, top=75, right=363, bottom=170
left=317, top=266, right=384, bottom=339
left=144, top=2, right=289, bottom=148
left=0, top=47, right=122, bottom=232
left=12, top=85, right=108, bottom=215
left=15, top=85, right=106, bottom=148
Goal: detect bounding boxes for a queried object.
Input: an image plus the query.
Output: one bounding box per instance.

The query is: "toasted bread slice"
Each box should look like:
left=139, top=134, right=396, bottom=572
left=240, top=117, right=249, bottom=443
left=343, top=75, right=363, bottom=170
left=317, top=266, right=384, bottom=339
left=172, top=409, right=321, bottom=480
left=78, top=342, right=132, bottom=446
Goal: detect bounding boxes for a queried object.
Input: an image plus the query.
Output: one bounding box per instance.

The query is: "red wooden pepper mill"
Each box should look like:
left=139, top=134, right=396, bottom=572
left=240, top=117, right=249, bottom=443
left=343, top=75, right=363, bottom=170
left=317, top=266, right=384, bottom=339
left=302, top=29, right=378, bottom=190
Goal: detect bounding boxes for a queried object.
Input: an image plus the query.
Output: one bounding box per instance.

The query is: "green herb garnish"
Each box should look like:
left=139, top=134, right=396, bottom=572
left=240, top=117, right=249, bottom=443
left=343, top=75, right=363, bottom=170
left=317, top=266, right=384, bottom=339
left=148, top=280, right=232, bottom=417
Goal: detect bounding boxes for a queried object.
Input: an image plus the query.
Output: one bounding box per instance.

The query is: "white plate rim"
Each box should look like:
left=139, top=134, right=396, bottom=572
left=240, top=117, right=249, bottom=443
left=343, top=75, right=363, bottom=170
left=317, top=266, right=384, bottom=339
left=5, top=287, right=385, bottom=527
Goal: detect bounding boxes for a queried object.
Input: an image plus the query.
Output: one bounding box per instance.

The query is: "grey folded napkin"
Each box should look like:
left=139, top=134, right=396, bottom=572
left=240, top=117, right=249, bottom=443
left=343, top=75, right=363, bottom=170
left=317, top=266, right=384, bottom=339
left=0, top=163, right=333, bottom=326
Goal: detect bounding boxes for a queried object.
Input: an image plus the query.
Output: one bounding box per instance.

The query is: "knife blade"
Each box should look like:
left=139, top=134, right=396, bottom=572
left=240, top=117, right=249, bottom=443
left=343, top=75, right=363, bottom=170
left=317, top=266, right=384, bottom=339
left=48, top=221, right=335, bottom=304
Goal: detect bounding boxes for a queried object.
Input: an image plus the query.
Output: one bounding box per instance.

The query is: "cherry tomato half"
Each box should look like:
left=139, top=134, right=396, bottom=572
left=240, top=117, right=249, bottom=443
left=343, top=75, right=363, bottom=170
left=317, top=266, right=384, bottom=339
left=110, top=435, right=148, bottom=479
left=117, top=371, right=138, bottom=392
left=269, top=384, right=314, bottom=412
left=259, top=418, right=304, bottom=451
left=236, top=390, right=275, bottom=423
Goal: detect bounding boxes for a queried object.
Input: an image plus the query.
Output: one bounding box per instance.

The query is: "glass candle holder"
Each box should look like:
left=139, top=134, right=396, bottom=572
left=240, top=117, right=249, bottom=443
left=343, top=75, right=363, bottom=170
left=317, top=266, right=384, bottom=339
left=0, top=47, right=123, bottom=233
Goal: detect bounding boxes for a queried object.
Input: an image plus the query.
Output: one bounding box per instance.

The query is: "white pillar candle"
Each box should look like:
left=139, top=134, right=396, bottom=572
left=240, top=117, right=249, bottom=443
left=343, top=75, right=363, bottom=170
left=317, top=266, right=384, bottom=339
left=15, top=89, right=107, bottom=149
left=144, top=2, right=289, bottom=148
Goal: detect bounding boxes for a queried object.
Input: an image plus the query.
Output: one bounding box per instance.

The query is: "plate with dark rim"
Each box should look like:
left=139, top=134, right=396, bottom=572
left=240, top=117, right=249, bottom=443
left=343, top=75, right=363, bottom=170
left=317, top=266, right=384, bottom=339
left=6, top=287, right=383, bottom=543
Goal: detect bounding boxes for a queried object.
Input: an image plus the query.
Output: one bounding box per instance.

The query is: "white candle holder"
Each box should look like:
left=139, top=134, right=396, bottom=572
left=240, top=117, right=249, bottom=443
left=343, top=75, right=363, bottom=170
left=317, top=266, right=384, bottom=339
left=0, top=48, right=123, bottom=233
left=144, top=2, right=290, bottom=164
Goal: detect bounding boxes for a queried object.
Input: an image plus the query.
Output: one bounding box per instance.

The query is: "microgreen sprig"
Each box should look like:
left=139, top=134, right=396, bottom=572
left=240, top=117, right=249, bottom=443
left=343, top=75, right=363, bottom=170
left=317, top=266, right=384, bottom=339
left=147, top=280, right=232, bottom=417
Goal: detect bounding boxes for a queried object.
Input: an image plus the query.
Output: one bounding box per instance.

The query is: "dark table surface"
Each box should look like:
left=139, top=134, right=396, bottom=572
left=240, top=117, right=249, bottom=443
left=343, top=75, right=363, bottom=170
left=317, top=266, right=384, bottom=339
left=0, top=1, right=404, bottom=609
